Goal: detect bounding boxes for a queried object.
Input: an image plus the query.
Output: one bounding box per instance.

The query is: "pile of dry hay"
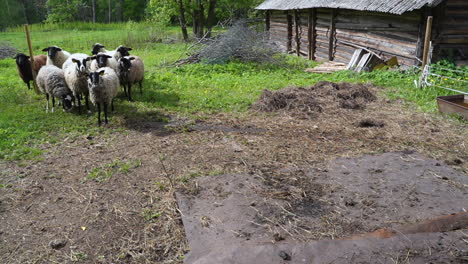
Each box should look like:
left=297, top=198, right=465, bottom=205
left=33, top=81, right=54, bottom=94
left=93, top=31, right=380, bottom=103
left=251, top=81, right=377, bottom=118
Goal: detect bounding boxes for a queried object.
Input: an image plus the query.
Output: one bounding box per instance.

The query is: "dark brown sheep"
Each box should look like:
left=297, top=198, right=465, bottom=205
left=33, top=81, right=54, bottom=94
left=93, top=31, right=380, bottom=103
left=14, top=53, right=47, bottom=90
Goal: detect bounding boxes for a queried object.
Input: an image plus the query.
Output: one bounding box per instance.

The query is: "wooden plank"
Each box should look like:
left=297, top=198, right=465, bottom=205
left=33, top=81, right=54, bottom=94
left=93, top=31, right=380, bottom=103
left=294, top=10, right=300, bottom=56
left=329, top=10, right=337, bottom=61
left=308, top=8, right=317, bottom=61
left=287, top=11, right=293, bottom=52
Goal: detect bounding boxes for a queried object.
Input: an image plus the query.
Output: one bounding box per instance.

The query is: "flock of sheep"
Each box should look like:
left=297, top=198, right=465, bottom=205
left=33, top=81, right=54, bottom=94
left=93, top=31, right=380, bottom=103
left=14, top=43, right=145, bottom=125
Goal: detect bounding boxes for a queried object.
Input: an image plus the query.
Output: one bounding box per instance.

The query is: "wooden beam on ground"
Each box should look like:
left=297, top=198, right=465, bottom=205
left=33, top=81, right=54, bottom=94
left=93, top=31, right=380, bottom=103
left=308, top=8, right=317, bottom=61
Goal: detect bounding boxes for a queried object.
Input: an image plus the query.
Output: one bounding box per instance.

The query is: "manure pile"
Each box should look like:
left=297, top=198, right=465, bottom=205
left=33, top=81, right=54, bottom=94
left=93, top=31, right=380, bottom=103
left=251, top=81, right=378, bottom=118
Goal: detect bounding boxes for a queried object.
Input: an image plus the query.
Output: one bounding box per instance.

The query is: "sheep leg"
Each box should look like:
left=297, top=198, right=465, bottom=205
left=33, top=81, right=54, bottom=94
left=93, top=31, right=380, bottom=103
left=111, top=100, right=115, bottom=112
left=123, top=84, right=128, bottom=97
left=77, top=95, right=82, bottom=115
left=46, top=94, right=50, bottom=113
left=97, top=103, right=102, bottom=126
left=51, top=96, right=56, bottom=113
left=27, top=82, right=31, bottom=90
left=139, top=81, right=143, bottom=95
left=104, top=103, right=109, bottom=124
left=128, top=84, right=133, bottom=102
left=85, top=94, right=91, bottom=113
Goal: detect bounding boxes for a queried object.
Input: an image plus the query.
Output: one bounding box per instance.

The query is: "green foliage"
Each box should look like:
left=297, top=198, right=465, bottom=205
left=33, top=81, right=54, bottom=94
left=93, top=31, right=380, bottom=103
left=141, top=209, right=161, bottom=222
left=86, top=159, right=141, bottom=182
left=45, top=0, right=81, bottom=23
left=0, top=23, right=462, bottom=162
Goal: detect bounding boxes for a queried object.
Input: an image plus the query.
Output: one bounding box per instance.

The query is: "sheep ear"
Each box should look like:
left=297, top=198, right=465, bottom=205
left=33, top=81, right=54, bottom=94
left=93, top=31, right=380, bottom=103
left=72, top=58, right=79, bottom=63
left=99, top=70, right=105, bottom=75
left=13, top=54, right=18, bottom=59
left=57, top=48, right=62, bottom=51
left=127, top=48, right=132, bottom=51
left=90, top=56, right=96, bottom=60
left=42, top=47, right=49, bottom=52
left=129, top=57, right=135, bottom=61
left=106, top=55, right=112, bottom=59
left=85, top=57, right=92, bottom=61
left=26, top=56, right=30, bottom=59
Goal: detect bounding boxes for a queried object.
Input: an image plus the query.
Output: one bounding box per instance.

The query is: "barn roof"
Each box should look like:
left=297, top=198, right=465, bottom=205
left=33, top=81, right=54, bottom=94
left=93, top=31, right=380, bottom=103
left=256, top=0, right=445, bottom=15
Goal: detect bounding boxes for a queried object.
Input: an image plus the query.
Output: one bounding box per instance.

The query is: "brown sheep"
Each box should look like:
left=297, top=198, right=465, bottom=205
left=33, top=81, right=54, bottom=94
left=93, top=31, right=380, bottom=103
left=14, top=53, right=47, bottom=90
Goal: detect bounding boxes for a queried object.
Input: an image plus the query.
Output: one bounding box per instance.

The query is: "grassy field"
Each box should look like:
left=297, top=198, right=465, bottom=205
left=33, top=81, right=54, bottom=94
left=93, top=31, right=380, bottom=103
left=0, top=22, right=464, bottom=161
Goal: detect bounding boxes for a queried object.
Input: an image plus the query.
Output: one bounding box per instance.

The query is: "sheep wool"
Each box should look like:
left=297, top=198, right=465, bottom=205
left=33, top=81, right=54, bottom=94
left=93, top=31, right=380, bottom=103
left=43, top=46, right=71, bottom=68
left=90, top=53, right=118, bottom=73
left=118, top=56, right=144, bottom=101
left=37, top=65, right=74, bottom=112
left=64, top=54, right=92, bottom=113
left=88, top=67, right=119, bottom=106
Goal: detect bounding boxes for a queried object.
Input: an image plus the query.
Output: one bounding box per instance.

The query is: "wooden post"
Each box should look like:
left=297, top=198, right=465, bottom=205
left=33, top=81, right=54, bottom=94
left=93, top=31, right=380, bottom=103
left=328, top=10, right=337, bottom=61
left=265, top=10, right=270, bottom=32
left=24, top=24, right=40, bottom=95
left=308, top=8, right=316, bottom=60
left=286, top=11, right=293, bottom=52
left=422, top=16, right=433, bottom=70
left=294, top=10, right=300, bottom=56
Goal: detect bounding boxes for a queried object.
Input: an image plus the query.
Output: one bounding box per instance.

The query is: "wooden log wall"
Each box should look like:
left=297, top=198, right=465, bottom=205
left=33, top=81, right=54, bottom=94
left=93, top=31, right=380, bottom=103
left=269, top=8, right=423, bottom=66
left=435, top=0, right=468, bottom=60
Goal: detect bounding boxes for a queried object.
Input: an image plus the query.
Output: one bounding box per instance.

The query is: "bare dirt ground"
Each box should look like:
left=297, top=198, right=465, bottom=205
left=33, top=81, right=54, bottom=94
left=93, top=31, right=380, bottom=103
left=0, top=83, right=467, bottom=263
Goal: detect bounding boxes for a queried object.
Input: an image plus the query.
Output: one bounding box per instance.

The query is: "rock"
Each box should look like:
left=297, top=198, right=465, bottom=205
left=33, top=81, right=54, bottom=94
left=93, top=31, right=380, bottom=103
left=278, top=250, right=291, bottom=261
left=49, top=239, right=67, bottom=250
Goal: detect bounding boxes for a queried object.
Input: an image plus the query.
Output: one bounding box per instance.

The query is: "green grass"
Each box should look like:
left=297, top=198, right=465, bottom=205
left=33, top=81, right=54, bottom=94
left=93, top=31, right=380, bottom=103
left=0, top=22, right=464, bottom=161
left=85, top=159, right=141, bottom=183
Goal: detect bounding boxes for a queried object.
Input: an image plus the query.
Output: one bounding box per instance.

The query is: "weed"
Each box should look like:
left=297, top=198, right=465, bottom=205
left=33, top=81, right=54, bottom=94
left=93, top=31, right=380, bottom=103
left=141, top=209, right=161, bottom=222
left=71, top=251, right=88, bottom=262
left=85, top=159, right=141, bottom=183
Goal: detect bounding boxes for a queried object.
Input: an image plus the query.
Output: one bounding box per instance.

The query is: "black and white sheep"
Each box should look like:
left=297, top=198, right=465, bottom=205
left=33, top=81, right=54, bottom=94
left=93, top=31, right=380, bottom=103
left=118, top=56, right=144, bottom=102
left=63, top=53, right=92, bottom=114
left=36, top=65, right=74, bottom=112
left=42, top=46, right=71, bottom=68
left=14, top=53, right=47, bottom=90
left=90, top=53, right=118, bottom=73
left=91, top=43, right=132, bottom=61
left=87, top=67, right=119, bottom=125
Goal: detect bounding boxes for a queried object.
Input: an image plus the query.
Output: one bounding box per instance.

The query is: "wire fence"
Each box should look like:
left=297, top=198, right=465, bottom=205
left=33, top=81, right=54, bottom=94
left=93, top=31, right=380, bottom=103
left=419, top=42, right=468, bottom=95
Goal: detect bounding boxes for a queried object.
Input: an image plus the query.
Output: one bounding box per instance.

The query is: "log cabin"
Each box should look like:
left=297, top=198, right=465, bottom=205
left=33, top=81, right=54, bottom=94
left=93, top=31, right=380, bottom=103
left=256, top=0, right=468, bottom=66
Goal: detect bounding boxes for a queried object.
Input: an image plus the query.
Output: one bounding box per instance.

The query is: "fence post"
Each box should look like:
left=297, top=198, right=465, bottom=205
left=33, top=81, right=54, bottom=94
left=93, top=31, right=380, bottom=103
left=421, top=16, right=433, bottom=70
left=25, top=24, right=40, bottom=95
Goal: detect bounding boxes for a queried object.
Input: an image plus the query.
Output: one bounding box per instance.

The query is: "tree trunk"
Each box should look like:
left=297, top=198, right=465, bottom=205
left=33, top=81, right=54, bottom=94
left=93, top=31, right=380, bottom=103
left=192, top=1, right=199, bottom=35
left=108, top=0, right=111, bottom=23
left=176, top=0, right=189, bottom=41
left=205, top=0, right=216, bottom=38
left=92, top=0, right=96, bottom=23
left=20, top=0, right=30, bottom=24
left=196, top=0, right=204, bottom=38
left=5, top=0, right=10, bottom=17
left=119, top=0, right=124, bottom=22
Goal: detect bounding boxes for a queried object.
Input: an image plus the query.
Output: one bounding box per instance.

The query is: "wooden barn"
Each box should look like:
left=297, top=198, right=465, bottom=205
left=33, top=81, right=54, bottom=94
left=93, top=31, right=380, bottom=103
left=256, top=0, right=468, bottom=66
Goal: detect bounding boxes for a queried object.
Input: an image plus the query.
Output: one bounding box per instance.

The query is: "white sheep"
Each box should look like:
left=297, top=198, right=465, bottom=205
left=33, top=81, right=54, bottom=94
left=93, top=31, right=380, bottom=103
left=91, top=43, right=132, bottom=61
left=90, top=53, right=118, bottom=73
left=63, top=53, right=92, bottom=114
left=42, top=46, right=71, bottom=68
left=36, top=65, right=74, bottom=113
left=87, top=67, right=119, bottom=125
left=118, top=56, right=144, bottom=102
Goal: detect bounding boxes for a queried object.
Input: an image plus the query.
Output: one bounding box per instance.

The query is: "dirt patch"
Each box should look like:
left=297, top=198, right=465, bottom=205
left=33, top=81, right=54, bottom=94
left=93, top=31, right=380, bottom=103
left=0, top=85, right=467, bottom=263
left=357, top=118, right=385, bottom=128
left=0, top=44, right=16, bottom=60
left=251, top=81, right=377, bottom=118
left=178, top=152, right=467, bottom=263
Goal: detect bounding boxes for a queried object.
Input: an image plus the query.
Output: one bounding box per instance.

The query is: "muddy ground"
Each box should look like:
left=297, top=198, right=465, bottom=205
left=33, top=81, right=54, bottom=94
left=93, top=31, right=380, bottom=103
left=0, top=84, right=467, bottom=263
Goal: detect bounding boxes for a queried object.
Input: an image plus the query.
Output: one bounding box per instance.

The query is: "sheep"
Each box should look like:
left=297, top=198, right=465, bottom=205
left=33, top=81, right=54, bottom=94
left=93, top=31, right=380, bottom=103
left=63, top=54, right=92, bottom=114
left=117, top=56, right=144, bottom=102
left=87, top=67, right=119, bottom=125
left=42, top=46, right=71, bottom=68
left=91, top=43, right=132, bottom=61
left=36, top=65, right=74, bottom=113
left=14, top=53, right=47, bottom=90
left=89, top=53, right=118, bottom=73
